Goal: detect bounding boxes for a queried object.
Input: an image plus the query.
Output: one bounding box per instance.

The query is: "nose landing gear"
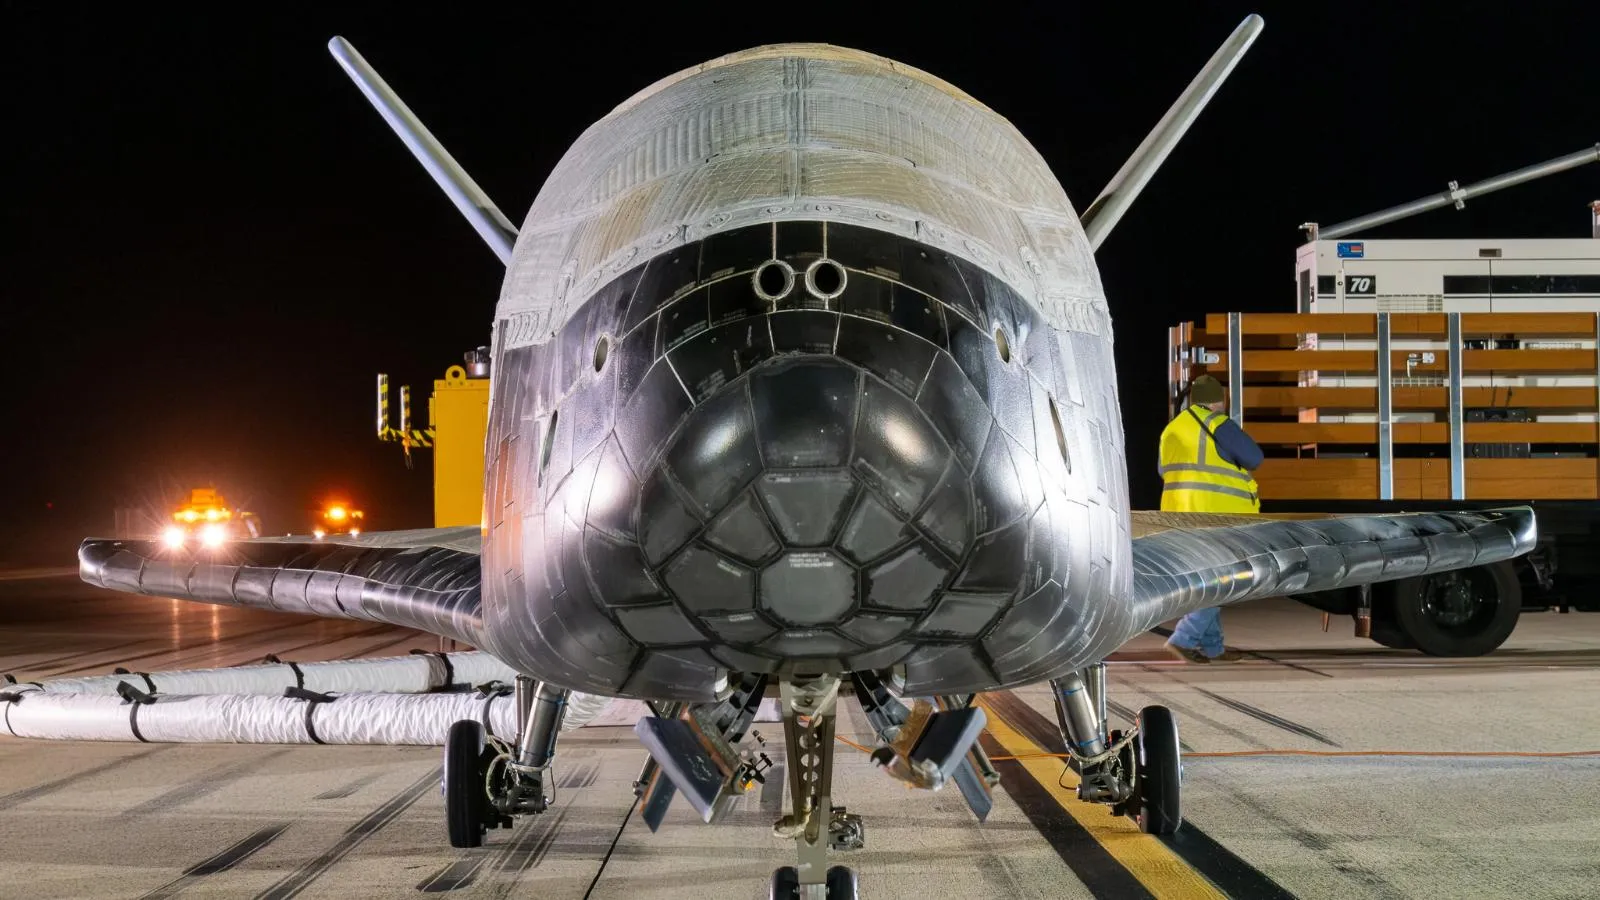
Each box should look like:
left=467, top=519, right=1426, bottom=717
left=769, top=676, right=860, bottom=900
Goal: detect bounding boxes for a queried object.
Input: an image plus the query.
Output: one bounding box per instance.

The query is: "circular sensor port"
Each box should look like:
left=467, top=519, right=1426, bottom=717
left=753, top=259, right=796, bottom=302
left=804, top=258, right=848, bottom=301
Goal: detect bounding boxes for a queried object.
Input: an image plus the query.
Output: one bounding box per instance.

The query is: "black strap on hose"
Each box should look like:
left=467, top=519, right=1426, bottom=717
left=2, top=686, right=21, bottom=737
left=114, top=667, right=158, bottom=695
left=263, top=655, right=306, bottom=690
left=3, top=674, right=43, bottom=690
left=410, top=649, right=456, bottom=690
left=116, top=681, right=157, bottom=743
left=283, top=687, right=336, bottom=744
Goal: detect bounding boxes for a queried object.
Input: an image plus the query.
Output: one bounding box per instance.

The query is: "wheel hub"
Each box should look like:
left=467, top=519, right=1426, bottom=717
left=1421, top=571, right=1489, bottom=629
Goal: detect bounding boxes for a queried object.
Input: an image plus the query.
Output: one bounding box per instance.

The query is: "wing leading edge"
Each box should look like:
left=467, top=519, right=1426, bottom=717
left=79, top=527, right=485, bottom=648
left=1127, top=507, right=1536, bottom=632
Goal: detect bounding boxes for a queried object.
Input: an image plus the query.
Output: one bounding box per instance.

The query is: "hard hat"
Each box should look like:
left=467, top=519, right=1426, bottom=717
left=1189, top=375, right=1225, bottom=405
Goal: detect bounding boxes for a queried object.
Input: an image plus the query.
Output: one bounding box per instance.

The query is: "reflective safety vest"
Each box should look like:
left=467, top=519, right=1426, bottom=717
left=1158, top=405, right=1260, bottom=513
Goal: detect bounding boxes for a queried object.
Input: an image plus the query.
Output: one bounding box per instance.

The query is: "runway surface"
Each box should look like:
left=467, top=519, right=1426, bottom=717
left=3, top=567, right=1600, bottom=899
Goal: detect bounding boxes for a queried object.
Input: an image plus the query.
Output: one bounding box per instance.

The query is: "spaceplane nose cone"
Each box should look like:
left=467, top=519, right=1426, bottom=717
left=603, top=352, right=1023, bottom=674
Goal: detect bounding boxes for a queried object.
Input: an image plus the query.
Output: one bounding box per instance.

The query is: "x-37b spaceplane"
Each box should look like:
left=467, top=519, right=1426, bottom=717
left=81, top=14, right=1535, bottom=898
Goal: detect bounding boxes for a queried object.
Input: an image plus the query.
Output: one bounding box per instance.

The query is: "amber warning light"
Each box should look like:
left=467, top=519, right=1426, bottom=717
left=315, top=502, right=365, bottom=539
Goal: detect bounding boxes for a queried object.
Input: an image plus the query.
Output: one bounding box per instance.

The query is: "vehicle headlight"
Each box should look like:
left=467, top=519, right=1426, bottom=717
left=162, top=526, right=186, bottom=549
left=200, top=523, right=227, bottom=549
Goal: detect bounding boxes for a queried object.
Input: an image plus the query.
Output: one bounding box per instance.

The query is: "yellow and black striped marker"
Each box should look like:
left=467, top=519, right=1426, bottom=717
left=377, top=373, right=390, bottom=439
left=376, top=374, right=436, bottom=450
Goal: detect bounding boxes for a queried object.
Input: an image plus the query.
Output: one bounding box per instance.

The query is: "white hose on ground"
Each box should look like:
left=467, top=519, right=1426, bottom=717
left=0, top=685, right=521, bottom=744
left=10, top=651, right=520, bottom=696
left=0, top=649, right=786, bottom=743
left=0, top=686, right=771, bottom=744
left=0, top=649, right=623, bottom=739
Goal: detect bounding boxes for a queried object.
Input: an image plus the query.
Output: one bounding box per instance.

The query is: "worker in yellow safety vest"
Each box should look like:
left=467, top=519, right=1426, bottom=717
left=1158, top=374, right=1263, bottom=663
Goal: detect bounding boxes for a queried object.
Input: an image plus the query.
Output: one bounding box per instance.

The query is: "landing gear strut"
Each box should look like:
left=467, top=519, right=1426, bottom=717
left=1050, top=662, right=1183, bottom=835
left=771, top=676, right=861, bottom=899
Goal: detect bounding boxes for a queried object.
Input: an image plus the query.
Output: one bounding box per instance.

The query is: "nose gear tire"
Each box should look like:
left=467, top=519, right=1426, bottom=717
left=768, top=865, right=858, bottom=899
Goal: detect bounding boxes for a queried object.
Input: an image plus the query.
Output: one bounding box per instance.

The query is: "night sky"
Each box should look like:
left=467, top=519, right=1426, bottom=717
left=4, top=1, right=1596, bottom=560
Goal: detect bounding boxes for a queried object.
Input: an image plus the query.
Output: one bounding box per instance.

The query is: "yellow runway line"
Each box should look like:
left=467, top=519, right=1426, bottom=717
left=978, top=697, right=1227, bottom=900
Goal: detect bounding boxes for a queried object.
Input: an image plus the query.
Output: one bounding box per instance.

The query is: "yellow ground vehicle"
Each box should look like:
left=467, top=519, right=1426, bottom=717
left=164, top=488, right=261, bottom=549
left=313, top=501, right=365, bottom=539
left=377, top=348, right=491, bottom=528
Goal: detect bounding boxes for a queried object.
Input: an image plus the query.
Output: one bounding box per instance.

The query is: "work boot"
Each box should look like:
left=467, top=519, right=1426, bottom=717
left=1209, top=649, right=1245, bottom=663
left=1164, top=641, right=1209, bottom=664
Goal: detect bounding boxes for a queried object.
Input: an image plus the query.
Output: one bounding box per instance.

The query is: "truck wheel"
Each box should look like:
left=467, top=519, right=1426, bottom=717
left=1391, top=562, right=1520, bottom=657
left=1367, top=616, right=1414, bottom=650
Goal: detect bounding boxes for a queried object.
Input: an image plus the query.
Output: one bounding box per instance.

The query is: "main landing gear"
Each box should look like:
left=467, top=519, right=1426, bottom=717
left=443, top=675, right=569, bottom=848
left=1050, top=662, right=1182, bottom=834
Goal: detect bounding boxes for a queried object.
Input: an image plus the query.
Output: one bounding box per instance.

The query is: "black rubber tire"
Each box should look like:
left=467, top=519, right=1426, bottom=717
left=826, top=866, right=859, bottom=898
left=769, top=865, right=854, bottom=898
left=445, top=719, right=487, bottom=848
left=770, top=866, right=799, bottom=899
left=1135, top=705, right=1182, bottom=835
left=1392, top=562, right=1521, bottom=657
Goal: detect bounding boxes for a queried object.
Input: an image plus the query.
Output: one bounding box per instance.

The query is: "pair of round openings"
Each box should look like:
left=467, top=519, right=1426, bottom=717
left=753, top=258, right=847, bottom=303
